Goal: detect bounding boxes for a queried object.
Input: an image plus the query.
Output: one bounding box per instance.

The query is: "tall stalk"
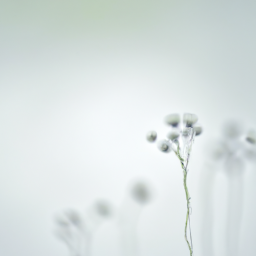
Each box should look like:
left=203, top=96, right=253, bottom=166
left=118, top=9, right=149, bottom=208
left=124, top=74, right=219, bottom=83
left=175, top=145, right=193, bottom=256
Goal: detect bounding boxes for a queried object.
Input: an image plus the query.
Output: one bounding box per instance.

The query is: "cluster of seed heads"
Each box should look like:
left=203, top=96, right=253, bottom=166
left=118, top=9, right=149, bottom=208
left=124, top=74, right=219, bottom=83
left=147, top=113, right=202, bottom=154
left=55, top=200, right=112, bottom=256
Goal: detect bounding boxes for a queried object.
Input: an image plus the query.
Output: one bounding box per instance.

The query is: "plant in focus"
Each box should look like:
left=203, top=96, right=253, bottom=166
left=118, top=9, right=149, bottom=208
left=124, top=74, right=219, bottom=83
left=146, top=113, right=203, bottom=256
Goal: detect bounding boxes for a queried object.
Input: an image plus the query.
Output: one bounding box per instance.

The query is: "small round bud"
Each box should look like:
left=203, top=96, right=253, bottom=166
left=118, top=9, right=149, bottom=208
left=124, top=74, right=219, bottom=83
left=146, top=131, right=157, bottom=142
left=193, top=125, right=203, bottom=136
left=166, top=129, right=180, bottom=141
left=131, top=182, right=151, bottom=204
left=183, top=113, right=198, bottom=127
left=164, top=114, right=180, bottom=127
left=157, top=140, right=171, bottom=153
left=246, top=130, right=256, bottom=144
left=94, top=201, right=112, bottom=217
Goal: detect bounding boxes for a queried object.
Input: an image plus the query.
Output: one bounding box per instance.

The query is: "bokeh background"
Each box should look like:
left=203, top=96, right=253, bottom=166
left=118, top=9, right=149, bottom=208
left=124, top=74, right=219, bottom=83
left=1, top=0, right=256, bottom=255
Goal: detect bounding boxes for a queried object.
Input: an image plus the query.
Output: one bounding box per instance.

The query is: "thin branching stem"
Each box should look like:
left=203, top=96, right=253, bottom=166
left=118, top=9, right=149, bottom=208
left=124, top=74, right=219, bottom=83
left=174, top=145, right=193, bottom=256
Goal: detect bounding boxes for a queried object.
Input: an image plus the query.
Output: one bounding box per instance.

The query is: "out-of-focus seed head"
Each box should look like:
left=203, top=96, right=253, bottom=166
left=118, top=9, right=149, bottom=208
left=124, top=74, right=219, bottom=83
left=164, top=114, right=180, bottom=127
left=94, top=200, right=112, bottom=218
left=183, top=113, right=198, bottom=127
left=193, top=125, right=203, bottom=136
left=223, top=121, right=242, bottom=139
left=146, top=131, right=157, bottom=142
left=157, top=140, right=171, bottom=153
left=65, top=210, right=81, bottom=226
left=55, top=216, right=69, bottom=227
left=131, top=182, right=151, bottom=204
left=246, top=130, right=256, bottom=144
left=166, top=129, right=180, bottom=141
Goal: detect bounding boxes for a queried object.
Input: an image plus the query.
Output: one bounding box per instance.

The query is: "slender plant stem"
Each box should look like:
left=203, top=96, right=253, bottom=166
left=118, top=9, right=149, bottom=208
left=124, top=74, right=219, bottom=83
left=183, top=168, right=193, bottom=256
left=175, top=145, right=193, bottom=256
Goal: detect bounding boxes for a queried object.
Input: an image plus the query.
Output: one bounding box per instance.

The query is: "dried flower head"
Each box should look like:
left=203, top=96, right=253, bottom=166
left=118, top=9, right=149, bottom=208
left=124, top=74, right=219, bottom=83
left=165, top=113, right=180, bottom=127
left=193, top=125, right=203, bottom=136
left=146, top=131, right=157, bottom=142
left=157, top=140, right=171, bottom=153
left=183, top=113, right=198, bottom=128
left=167, top=128, right=180, bottom=141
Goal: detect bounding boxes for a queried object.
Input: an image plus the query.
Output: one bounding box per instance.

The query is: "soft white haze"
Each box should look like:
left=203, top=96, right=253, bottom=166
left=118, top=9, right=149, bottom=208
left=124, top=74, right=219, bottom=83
left=1, top=0, right=256, bottom=256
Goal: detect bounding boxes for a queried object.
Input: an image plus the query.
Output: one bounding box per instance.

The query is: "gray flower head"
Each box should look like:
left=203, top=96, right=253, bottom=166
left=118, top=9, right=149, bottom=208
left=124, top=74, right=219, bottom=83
left=146, top=131, right=157, bottom=142
left=246, top=130, right=256, bottom=144
left=165, top=113, right=180, bottom=127
left=193, top=124, right=203, bottom=136
left=183, top=113, right=198, bottom=127
left=157, top=140, right=171, bottom=153
left=131, top=182, right=151, bottom=204
left=93, top=200, right=112, bottom=218
left=167, top=128, right=180, bottom=141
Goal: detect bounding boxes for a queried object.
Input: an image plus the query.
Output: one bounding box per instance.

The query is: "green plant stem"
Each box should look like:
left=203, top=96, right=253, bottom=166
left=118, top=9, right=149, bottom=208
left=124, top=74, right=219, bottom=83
left=183, top=168, right=193, bottom=256
left=175, top=146, right=193, bottom=256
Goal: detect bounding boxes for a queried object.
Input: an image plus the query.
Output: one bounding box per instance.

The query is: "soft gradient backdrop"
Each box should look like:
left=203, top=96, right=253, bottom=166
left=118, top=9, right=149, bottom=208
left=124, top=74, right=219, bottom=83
left=1, top=0, right=256, bottom=256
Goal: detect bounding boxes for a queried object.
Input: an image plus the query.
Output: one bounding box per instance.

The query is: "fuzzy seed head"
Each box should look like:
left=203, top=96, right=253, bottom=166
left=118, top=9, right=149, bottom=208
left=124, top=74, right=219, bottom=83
left=167, top=129, right=180, bottom=141
left=246, top=130, right=256, bottom=144
left=146, top=131, right=157, bottom=142
left=164, top=114, right=180, bottom=127
left=157, top=140, right=171, bottom=153
left=193, top=125, right=203, bottom=136
left=131, top=182, right=151, bottom=204
left=94, top=201, right=112, bottom=218
left=183, top=113, right=198, bottom=127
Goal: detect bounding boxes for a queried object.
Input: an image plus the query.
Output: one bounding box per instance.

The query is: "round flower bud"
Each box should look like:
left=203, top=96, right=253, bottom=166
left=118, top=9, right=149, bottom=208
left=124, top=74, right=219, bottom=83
left=246, top=130, right=256, bottom=144
left=164, top=114, right=180, bottom=127
left=193, top=125, right=203, bottom=136
left=157, top=140, right=171, bottom=153
left=166, top=128, right=180, bottom=141
left=131, top=182, right=151, bottom=204
left=94, top=201, right=112, bottom=218
left=146, top=131, right=157, bottom=142
left=183, top=113, right=198, bottom=127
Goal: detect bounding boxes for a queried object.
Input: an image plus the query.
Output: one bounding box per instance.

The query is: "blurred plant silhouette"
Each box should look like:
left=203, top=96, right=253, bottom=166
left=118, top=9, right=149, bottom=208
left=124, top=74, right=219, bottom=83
left=147, top=113, right=202, bottom=256
left=118, top=180, right=153, bottom=256
left=54, top=200, right=112, bottom=256
left=199, top=121, right=256, bottom=256
left=54, top=180, right=153, bottom=256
